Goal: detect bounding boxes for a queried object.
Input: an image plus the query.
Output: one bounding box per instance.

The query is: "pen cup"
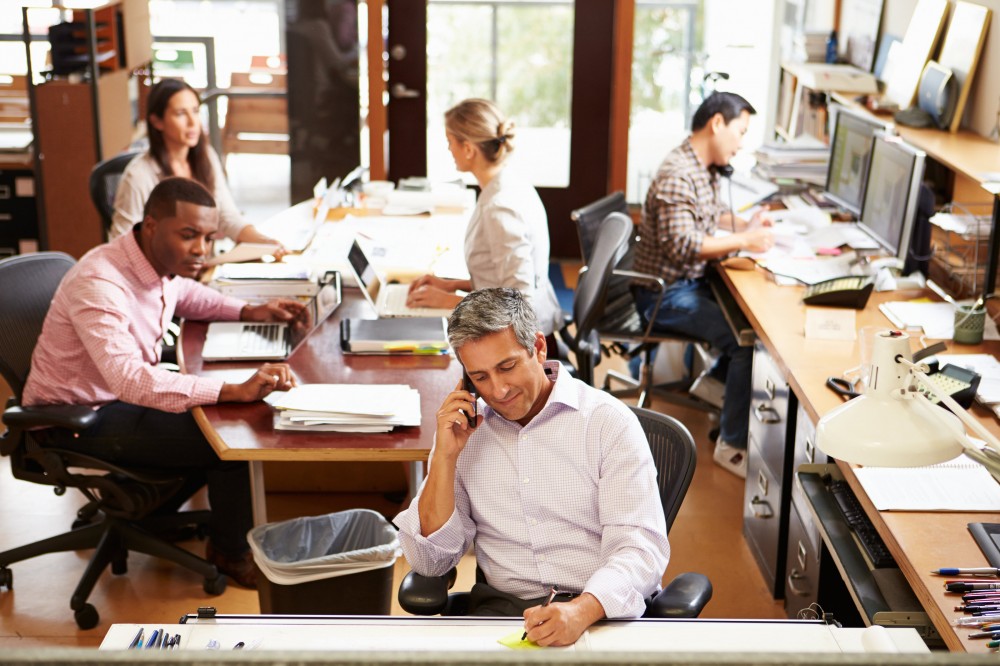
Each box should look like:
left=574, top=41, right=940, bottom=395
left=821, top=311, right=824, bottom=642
left=954, top=305, right=986, bottom=345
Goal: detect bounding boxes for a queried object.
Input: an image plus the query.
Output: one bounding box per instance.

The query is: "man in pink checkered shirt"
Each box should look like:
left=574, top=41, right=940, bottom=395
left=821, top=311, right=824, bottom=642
left=395, top=288, right=669, bottom=647
left=23, top=177, right=301, bottom=588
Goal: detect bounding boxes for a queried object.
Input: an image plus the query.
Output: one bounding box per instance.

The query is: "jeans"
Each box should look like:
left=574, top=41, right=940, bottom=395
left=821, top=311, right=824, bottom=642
left=43, top=401, right=253, bottom=556
left=636, top=278, right=751, bottom=448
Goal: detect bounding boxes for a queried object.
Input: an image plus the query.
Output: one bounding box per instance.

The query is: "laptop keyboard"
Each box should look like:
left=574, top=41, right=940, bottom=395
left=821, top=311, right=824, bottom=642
left=384, top=286, right=410, bottom=314
left=241, top=324, right=286, bottom=354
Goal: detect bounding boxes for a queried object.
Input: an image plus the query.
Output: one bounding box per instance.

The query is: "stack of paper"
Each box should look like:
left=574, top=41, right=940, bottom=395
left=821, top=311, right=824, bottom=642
left=266, top=384, right=421, bottom=432
left=753, top=139, right=829, bottom=185
left=854, top=454, right=1000, bottom=511
left=210, top=262, right=318, bottom=302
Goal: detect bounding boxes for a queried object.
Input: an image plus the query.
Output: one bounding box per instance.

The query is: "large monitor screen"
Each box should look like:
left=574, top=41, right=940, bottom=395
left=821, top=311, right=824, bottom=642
left=858, top=133, right=926, bottom=261
left=825, top=105, right=889, bottom=216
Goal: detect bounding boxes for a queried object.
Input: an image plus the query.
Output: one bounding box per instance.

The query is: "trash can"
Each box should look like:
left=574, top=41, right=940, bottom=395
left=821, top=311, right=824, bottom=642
left=248, top=509, right=400, bottom=615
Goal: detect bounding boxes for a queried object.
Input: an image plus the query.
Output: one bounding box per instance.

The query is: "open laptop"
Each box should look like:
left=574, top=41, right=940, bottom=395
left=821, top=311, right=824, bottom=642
left=201, top=272, right=342, bottom=361
left=347, top=239, right=454, bottom=318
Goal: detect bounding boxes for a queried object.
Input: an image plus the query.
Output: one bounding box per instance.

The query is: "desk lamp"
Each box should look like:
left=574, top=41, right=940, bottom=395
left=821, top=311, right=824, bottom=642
left=816, top=329, right=1000, bottom=479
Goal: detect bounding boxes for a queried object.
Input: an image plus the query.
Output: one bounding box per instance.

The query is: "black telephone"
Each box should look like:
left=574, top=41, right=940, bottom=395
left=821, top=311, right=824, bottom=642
left=802, top=276, right=874, bottom=309
left=920, top=363, right=980, bottom=410
left=711, top=163, right=734, bottom=178
left=462, top=371, right=478, bottom=428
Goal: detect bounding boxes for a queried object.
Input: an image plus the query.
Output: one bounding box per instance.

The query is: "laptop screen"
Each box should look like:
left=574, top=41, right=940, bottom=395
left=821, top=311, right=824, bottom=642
left=287, top=272, right=342, bottom=354
left=347, top=239, right=383, bottom=309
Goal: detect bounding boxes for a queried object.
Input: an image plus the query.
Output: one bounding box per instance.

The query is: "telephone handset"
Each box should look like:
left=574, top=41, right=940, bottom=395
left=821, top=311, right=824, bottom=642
left=802, top=276, right=875, bottom=309
left=711, top=163, right=734, bottom=178
left=461, top=371, right=478, bottom=428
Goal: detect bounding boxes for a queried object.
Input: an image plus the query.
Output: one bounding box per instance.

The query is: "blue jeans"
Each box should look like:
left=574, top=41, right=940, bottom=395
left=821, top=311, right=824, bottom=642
left=636, top=279, right=751, bottom=449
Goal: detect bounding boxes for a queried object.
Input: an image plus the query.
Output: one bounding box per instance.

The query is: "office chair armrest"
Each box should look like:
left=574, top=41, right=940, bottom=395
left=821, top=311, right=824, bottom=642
left=645, top=572, right=713, bottom=618
left=3, top=404, right=97, bottom=432
left=397, top=568, right=458, bottom=615
left=612, top=269, right=666, bottom=339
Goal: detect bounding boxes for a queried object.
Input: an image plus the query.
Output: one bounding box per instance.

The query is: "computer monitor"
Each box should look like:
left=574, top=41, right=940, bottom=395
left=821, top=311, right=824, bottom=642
left=824, top=104, right=891, bottom=216
left=857, top=132, right=926, bottom=262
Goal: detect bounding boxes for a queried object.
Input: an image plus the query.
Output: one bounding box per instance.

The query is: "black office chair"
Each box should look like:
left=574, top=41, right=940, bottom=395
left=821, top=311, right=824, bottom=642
left=88, top=150, right=141, bottom=239
left=397, top=404, right=712, bottom=617
left=0, top=252, right=225, bottom=630
left=570, top=193, right=719, bottom=413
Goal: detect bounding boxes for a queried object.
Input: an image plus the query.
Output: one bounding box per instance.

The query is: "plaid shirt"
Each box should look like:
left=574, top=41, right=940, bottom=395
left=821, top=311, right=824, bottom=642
left=633, top=138, right=724, bottom=285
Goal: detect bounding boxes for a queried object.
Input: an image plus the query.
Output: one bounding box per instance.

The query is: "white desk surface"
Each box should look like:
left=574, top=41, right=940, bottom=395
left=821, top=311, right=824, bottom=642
left=102, top=616, right=928, bottom=653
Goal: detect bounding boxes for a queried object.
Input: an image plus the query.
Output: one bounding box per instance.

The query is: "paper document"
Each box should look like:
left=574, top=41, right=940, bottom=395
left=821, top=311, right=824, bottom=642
left=878, top=301, right=1000, bottom=341
left=265, top=384, right=421, bottom=432
left=854, top=454, right=1000, bottom=511
left=206, top=243, right=282, bottom=266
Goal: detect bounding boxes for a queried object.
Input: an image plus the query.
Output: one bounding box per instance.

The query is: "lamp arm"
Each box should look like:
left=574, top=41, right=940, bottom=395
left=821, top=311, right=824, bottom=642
left=903, top=362, right=1000, bottom=482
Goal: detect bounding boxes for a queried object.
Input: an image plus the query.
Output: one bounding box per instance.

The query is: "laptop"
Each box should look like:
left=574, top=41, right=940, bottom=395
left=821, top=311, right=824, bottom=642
left=201, top=272, right=342, bottom=361
left=347, top=239, right=454, bottom=318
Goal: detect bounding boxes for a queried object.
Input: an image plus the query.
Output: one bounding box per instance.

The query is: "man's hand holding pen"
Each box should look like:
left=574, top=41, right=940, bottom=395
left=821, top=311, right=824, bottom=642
left=521, top=590, right=606, bottom=647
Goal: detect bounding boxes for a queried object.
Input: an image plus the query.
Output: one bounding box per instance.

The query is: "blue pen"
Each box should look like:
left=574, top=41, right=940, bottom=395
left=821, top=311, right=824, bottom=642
left=934, top=567, right=1000, bottom=577
left=144, top=629, right=159, bottom=649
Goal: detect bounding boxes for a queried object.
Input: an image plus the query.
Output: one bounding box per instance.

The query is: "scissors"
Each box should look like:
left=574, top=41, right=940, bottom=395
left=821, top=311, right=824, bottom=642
left=826, top=376, right=861, bottom=400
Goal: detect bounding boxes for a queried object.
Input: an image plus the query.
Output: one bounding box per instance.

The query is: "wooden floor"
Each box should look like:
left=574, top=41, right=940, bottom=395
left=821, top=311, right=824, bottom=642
left=0, top=379, right=784, bottom=648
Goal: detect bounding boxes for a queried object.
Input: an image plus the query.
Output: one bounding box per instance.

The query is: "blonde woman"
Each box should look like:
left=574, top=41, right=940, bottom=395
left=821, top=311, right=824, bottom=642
left=406, top=99, right=563, bottom=337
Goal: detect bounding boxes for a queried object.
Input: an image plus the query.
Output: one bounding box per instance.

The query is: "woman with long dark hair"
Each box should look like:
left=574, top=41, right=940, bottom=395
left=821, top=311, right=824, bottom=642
left=111, top=78, right=281, bottom=248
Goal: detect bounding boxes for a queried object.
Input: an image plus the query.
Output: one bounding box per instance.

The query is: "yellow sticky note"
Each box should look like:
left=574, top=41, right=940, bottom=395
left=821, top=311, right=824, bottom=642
left=498, top=630, right=542, bottom=650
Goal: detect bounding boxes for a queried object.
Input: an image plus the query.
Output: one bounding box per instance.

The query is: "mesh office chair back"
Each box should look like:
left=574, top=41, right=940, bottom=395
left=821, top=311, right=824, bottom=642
left=88, top=151, right=141, bottom=237
left=628, top=405, right=697, bottom=532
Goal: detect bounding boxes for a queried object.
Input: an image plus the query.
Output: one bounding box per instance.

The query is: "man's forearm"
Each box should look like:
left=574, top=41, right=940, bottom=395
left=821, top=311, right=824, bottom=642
left=417, top=453, right=459, bottom=537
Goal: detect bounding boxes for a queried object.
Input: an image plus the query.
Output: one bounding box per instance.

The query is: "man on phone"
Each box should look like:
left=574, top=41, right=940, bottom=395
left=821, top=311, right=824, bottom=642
left=23, top=176, right=301, bottom=588
left=632, top=92, right=773, bottom=479
left=394, top=288, right=669, bottom=647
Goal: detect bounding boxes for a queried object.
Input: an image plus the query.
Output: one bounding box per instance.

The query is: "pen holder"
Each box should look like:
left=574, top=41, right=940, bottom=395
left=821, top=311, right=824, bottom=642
left=954, top=305, right=986, bottom=345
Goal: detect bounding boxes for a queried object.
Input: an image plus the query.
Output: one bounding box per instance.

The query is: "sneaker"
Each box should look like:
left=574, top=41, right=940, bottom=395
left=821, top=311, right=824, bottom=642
left=713, top=439, right=747, bottom=479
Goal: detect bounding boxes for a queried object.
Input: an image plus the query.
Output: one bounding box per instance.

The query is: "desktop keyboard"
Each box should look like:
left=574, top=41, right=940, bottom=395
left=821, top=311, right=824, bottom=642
left=828, top=480, right=897, bottom=569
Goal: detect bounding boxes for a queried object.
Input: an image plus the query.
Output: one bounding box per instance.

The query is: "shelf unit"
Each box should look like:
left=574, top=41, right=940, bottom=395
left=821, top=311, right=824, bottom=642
left=22, top=0, right=151, bottom=259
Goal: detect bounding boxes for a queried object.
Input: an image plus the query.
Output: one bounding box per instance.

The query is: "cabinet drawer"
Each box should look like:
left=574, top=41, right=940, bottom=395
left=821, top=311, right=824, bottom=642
left=743, top=431, right=786, bottom=597
left=749, top=342, right=791, bottom=478
left=784, top=500, right=820, bottom=618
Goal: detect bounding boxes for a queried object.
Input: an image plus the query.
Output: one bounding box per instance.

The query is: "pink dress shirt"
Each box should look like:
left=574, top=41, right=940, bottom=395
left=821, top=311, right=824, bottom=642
left=23, top=232, right=245, bottom=413
left=394, top=362, right=670, bottom=619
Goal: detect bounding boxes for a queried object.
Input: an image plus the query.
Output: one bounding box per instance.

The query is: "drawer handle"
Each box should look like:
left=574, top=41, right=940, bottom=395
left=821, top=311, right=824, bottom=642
left=797, top=540, right=808, bottom=570
left=787, top=568, right=810, bottom=596
left=804, top=436, right=815, bottom=464
left=748, top=496, right=774, bottom=519
left=754, top=404, right=781, bottom=424
left=764, top=378, right=776, bottom=401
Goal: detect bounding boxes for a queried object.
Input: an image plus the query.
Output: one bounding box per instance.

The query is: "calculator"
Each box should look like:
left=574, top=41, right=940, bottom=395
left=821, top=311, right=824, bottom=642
left=918, top=363, right=981, bottom=410
left=802, top=276, right=875, bottom=309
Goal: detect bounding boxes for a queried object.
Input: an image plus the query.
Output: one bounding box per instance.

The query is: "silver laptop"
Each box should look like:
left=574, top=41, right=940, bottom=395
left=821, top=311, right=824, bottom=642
left=201, top=272, right=342, bottom=361
left=346, top=239, right=454, bottom=318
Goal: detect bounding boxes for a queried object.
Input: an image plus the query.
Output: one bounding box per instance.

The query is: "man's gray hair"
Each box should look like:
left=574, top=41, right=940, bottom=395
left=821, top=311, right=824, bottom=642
left=448, top=288, right=538, bottom=354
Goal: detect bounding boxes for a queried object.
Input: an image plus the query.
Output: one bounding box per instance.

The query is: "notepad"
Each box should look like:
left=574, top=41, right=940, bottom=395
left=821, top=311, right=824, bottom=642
left=854, top=454, right=1000, bottom=511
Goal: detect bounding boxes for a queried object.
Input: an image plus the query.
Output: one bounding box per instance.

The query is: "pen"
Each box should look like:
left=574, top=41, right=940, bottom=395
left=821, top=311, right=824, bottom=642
left=233, top=641, right=245, bottom=650
left=144, top=629, right=159, bottom=649
left=127, top=627, right=144, bottom=649
left=522, top=585, right=559, bottom=640
left=934, top=567, right=1000, bottom=577
left=174, top=634, right=181, bottom=650
left=947, top=582, right=1000, bottom=592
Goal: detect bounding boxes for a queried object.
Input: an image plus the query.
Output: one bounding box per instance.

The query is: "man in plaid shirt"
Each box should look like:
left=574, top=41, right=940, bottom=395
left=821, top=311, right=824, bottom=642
left=632, top=93, right=773, bottom=479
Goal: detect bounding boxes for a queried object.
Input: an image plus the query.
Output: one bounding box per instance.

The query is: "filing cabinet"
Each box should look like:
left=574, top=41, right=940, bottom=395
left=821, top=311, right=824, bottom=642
left=742, top=341, right=797, bottom=598
left=0, top=167, right=37, bottom=256
left=783, top=498, right=821, bottom=617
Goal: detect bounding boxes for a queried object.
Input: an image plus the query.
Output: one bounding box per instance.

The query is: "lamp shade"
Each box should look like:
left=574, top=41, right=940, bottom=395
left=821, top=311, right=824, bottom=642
left=815, top=330, right=965, bottom=467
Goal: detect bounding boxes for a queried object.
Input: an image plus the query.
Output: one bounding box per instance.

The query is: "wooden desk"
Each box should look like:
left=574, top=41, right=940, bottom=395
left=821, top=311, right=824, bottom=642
left=179, top=291, right=462, bottom=525
left=720, top=264, right=1000, bottom=652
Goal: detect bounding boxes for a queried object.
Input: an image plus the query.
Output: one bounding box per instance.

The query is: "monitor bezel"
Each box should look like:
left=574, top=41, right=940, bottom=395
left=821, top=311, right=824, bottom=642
left=824, top=104, right=892, bottom=216
left=856, top=131, right=926, bottom=262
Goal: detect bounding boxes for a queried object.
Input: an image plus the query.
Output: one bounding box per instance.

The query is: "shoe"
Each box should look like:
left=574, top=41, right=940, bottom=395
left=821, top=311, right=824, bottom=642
left=713, top=439, right=747, bottom=479
left=205, top=541, right=258, bottom=589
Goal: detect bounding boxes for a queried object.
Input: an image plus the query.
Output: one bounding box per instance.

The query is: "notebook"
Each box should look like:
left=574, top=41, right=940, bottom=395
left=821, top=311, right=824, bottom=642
left=340, top=317, right=448, bottom=354
left=201, top=272, right=342, bottom=361
left=346, top=239, right=454, bottom=318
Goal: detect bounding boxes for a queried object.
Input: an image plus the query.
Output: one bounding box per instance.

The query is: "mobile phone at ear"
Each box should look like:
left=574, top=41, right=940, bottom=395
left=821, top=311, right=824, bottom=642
left=462, top=372, right=477, bottom=428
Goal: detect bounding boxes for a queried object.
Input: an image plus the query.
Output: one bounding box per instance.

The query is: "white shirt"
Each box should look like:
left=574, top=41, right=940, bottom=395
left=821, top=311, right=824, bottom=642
left=110, top=147, right=249, bottom=241
left=394, top=362, right=670, bottom=619
left=464, top=167, right=563, bottom=335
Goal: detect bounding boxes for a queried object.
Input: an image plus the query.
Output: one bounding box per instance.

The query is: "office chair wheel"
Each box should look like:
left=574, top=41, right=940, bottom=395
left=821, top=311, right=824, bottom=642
left=74, top=603, right=99, bottom=630
left=203, top=574, right=227, bottom=595
left=0, top=567, right=12, bottom=591
left=111, top=554, right=128, bottom=575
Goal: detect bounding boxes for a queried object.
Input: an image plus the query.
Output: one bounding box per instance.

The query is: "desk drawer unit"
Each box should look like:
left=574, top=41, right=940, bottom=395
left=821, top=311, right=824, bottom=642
left=784, top=499, right=821, bottom=618
left=742, top=342, right=797, bottom=598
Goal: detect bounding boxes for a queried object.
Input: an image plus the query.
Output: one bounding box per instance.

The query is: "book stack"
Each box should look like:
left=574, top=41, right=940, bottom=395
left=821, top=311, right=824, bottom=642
left=266, top=384, right=421, bottom=432
left=753, top=139, right=829, bottom=186
left=340, top=317, right=449, bottom=354
left=210, top=262, right=318, bottom=303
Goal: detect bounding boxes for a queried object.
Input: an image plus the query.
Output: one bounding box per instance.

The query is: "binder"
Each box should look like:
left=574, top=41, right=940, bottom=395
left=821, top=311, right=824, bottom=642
left=339, top=317, right=449, bottom=354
